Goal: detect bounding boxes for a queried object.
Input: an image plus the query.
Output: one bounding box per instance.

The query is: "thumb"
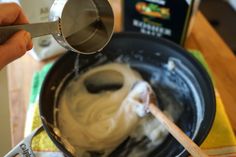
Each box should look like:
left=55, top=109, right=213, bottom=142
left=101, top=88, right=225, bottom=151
left=0, top=30, right=33, bottom=68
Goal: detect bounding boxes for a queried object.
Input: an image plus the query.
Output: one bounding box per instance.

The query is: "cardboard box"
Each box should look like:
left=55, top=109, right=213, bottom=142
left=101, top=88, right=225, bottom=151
left=123, top=0, right=196, bottom=45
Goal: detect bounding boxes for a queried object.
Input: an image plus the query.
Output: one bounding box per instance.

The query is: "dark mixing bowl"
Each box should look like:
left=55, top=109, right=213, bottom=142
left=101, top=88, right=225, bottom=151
left=39, top=32, right=216, bottom=157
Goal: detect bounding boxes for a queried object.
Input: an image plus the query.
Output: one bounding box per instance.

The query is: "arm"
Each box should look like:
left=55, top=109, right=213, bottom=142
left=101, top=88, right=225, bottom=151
left=0, top=3, right=33, bottom=70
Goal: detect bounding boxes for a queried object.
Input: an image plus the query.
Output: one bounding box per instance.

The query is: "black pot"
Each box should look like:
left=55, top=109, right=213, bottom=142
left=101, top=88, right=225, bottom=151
left=39, top=32, right=216, bottom=157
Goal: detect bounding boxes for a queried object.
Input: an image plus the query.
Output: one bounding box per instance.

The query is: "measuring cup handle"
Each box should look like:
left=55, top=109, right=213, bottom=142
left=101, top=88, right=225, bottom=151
left=4, top=126, right=44, bottom=157
left=4, top=140, right=36, bottom=157
left=0, top=21, right=60, bottom=44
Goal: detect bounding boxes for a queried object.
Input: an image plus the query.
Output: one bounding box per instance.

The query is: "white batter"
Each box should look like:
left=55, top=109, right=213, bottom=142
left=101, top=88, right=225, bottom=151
left=57, top=63, right=144, bottom=155
left=56, top=63, right=171, bottom=156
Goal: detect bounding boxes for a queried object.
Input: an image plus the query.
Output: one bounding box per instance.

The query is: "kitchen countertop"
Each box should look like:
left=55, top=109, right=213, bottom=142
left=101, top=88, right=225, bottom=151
left=7, top=11, right=236, bottom=146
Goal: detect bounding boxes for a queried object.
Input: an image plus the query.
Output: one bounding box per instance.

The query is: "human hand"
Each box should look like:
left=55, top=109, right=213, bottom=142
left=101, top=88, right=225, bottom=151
left=0, top=3, right=33, bottom=70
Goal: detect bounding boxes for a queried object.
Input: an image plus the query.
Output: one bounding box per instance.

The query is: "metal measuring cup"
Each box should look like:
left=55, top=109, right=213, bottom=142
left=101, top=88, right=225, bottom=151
left=0, top=0, right=114, bottom=54
left=4, top=126, right=44, bottom=157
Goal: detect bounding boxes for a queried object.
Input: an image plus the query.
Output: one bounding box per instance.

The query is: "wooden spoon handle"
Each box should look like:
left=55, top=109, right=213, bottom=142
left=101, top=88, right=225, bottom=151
left=149, top=103, right=208, bottom=157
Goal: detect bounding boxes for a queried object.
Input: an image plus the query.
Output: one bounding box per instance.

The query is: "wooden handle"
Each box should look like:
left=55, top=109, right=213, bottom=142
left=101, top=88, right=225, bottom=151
left=149, top=103, right=208, bottom=157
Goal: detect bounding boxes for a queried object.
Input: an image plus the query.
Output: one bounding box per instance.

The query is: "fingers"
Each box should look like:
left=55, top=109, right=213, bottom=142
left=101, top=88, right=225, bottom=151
left=0, top=3, right=29, bottom=25
left=0, top=3, right=32, bottom=69
left=0, top=30, right=33, bottom=69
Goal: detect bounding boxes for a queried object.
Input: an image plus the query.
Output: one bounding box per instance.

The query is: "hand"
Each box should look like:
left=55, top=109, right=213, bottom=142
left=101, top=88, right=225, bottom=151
left=0, top=3, right=33, bottom=70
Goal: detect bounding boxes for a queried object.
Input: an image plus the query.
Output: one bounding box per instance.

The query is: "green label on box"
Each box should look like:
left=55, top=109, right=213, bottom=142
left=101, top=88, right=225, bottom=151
left=123, top=0, right=194, bottom=45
